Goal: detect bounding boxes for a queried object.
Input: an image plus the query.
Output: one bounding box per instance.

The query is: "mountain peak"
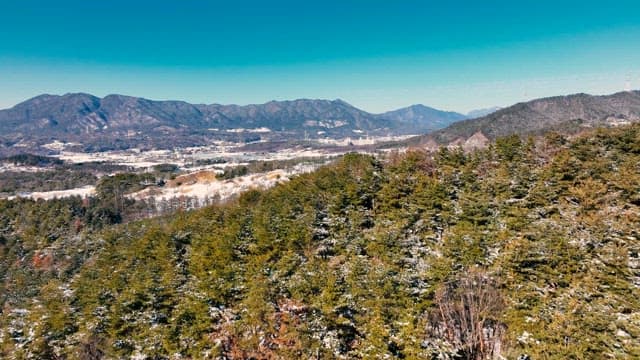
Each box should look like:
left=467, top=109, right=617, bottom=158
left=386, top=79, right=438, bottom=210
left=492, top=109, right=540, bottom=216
left=103, top=93, right=137, bottom=100
left=61, top=92, right=97, bottom=98
left=377, top=104, right=467, bottom=133
left=331, top=98, right=352, bottom=106
left=408, top=104, right=437, bottom=111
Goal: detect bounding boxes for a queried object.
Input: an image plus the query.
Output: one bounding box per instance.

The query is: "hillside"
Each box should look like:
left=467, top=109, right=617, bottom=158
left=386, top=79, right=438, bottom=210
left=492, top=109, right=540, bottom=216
left=409, top=90, right=640, bottom=147
left=0, top=94, right=465, bottom=154
left=0, top=124, right=639, bottom=358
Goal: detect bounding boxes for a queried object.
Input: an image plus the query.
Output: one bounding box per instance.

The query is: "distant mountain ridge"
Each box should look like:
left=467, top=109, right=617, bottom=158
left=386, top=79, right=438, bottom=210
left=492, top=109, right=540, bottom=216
left=376, top=104, right=466, bottom=133
left=6, top=90, right=637, bottom=155
left=466, top=106, right=501, bottom=118
left=411, top=91, right=640, bottom=149
left=0, top=93, right=466, bottom=154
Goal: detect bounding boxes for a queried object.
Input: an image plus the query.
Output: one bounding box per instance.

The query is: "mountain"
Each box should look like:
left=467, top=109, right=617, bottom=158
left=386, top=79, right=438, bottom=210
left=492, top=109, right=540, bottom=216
left=0, top=93, right=209, bottom=134
left=376, top=104, right=466, bottom=133
left=0, top=93, right=380, bottom=136
left=5, top=90, right=640, bottom=154
left=0, top=93, right=465, bottom=154
left=207, top=98, right=385, bottom=134
left=411, top=90, right=640, bottom=147
left=466, top=106, right=501, bottom=118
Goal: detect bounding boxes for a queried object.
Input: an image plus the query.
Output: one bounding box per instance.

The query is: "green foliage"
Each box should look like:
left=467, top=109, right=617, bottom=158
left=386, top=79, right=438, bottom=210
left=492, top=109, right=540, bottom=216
left=0, top=159, right=130, bottom=195
left=95, top=172, right=156, bottom=199
left=0, top=154, right=63, bottom=167
left=152, top=163, right=180, bottom=174
left=2, top=125, right=640, bottom=358
left=0, top=169, right=97, bottom=195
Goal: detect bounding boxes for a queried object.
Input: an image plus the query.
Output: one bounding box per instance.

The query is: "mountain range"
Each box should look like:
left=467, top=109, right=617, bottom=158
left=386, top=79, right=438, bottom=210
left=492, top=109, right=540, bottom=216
left=0, top=93, right=468, bottom=154
left=3, top=90, right=640, bottom=155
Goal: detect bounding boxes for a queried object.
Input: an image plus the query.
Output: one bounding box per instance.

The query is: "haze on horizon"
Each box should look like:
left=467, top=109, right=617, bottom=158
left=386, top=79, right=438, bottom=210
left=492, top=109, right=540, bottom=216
left=1, top=0, right=640, bottom=113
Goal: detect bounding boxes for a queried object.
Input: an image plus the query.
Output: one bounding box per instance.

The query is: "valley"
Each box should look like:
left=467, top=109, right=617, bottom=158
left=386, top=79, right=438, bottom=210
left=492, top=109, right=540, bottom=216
left=0, top=134, right=402, bottom=212
left=4, top=90, right=640, bottom=215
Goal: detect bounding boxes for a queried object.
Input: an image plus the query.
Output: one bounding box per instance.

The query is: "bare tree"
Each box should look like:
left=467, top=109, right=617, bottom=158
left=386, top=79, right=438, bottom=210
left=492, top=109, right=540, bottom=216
left=78, top=333, right=105, bottom=360
left=428, top=268, right=506, bottom=360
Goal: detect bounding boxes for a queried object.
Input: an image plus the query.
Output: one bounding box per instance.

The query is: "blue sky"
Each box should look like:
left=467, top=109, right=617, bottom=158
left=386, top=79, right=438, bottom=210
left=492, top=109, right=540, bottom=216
left=1, top=0, right=639, bottom=113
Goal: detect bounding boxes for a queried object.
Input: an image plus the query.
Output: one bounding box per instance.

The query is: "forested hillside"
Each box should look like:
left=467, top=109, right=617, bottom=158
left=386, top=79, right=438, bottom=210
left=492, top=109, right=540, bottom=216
left=408, top=90, right=640, bottom=148
left=1, top=125, right=640, bottom=359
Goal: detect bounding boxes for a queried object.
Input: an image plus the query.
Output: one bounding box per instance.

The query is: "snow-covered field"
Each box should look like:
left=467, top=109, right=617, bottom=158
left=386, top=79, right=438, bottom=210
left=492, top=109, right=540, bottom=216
left=8, top=185, right=95, bottom=201
left=50, top=134, right=398, bottom=169
left=7, top=164, right=319, bottom=205
left=54, top=144, right=334, bottom=169
left=41, top=140, right=82, bottom=151
left=129, top=163, right=319, bottom=204
left=224, top=127, right=272, bottom=133
left=315, top=134, right=416, bottom=146
left=0, top=163, right=53, bottom=173
left=2, top=136, right=394, bottom=204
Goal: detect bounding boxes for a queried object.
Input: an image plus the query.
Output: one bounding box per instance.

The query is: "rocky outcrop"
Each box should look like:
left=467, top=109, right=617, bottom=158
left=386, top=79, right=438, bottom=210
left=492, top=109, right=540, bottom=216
left=462, top=131, right=490, bottom=151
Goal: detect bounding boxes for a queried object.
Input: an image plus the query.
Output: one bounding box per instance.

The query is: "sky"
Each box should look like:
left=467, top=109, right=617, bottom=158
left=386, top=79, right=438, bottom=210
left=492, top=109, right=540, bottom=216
left=1, top=0, right=640, bottom=113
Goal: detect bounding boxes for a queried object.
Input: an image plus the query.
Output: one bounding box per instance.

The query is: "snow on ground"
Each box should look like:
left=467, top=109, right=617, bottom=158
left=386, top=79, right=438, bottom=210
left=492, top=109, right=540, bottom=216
left=41, top=140, right=82, bottom=151
left=55, top=144, right=338, bottom=169
left=225, top=127, right=271, bottom=133
left=0, top=163, right=52, bottom=173
left=316, top=134, right=417, bottom=146
left=2, top=136, right=391, bottom=203
left=56, top=149, right=178, bottom=168
left=5, top=162, right=319, bottom=205
left=129, top=163, right=319, bottom=203
left=8, top=185, right=95, bottom=201
left=51, top=133, right=399, bottom=169
left=41, top=140, right=67, bottom=151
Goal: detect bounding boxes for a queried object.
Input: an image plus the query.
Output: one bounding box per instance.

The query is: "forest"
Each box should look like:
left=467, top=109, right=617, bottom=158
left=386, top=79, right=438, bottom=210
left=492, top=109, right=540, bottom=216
left=0, top=158, right=130, bottom=196
left=0, top=124, right=639, bottom=359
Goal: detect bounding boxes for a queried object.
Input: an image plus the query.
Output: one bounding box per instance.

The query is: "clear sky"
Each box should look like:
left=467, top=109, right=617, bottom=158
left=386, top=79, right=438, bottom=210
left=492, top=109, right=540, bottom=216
left=1, top=0, right=640, bottom=113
